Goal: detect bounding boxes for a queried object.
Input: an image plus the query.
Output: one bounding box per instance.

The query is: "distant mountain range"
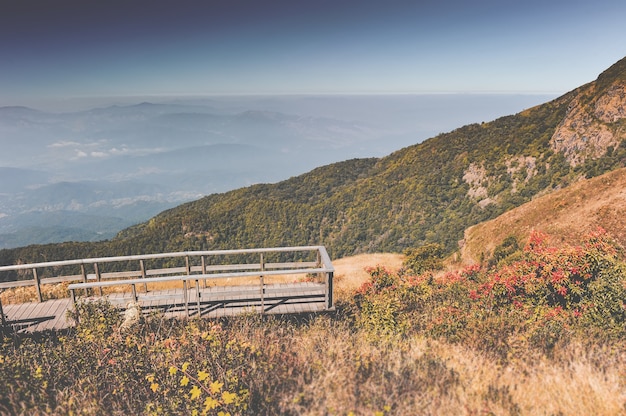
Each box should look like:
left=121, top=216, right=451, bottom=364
left=0, top=94, right=552, bottom=248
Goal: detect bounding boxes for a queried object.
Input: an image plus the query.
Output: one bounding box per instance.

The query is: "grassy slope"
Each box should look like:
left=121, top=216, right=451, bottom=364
left=332, top=252, right=404, bottom=293
left=460, top=166, right=626, bottom=264
left=313, top=166, right=626, bottom=290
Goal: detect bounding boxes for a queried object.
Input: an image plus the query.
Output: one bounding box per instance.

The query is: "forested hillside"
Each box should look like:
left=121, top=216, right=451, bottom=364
left=1, top=57, right=625, bottom=269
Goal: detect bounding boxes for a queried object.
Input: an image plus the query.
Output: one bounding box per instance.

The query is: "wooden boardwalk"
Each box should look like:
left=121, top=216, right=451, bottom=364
left=1, top=246, right=334, bottom=333
left=2, top=282, right=329, bottom=333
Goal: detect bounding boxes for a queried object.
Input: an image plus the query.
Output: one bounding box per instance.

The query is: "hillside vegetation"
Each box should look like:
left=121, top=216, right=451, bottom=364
left=1, top=226, right=625, bottom=414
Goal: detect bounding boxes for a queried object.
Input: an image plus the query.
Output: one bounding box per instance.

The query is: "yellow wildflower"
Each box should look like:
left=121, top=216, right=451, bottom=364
left=210, top=380, right=224, bottom=394
left=204, top=396, right=219, bottom=411
left=221, top=391, right=237, bottom=405
left=190, top=385, right=202, bottom=400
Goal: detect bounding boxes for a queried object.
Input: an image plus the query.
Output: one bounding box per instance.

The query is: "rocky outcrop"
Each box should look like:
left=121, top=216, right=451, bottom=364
left=551, top=79, right=626, bottom=166
left=120, top=301, right=141, bottom=331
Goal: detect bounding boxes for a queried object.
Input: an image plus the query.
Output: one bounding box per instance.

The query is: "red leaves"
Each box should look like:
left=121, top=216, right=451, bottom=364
left=358, top=228, right=622, bottom=324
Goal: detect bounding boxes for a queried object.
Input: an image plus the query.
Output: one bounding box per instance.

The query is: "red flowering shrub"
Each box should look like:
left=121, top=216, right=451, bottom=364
left=477, top=228, right=625, bottom=326
left=358, top=266, right=399, bottom=295
left=354, top=228, right=626, bottom=353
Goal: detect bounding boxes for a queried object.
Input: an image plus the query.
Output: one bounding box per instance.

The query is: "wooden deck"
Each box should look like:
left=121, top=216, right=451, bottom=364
left=2, top=298, right=73, bottom=333
left=1, top=246, right=335, bottom=333
left=2, top=282, right=329, bottom=333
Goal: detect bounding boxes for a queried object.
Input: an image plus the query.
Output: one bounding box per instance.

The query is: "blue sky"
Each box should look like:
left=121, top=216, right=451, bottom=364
left=1, top=0, right=625, bottom=109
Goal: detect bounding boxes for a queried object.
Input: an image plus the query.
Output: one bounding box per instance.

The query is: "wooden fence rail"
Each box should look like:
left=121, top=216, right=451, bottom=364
left=0, top=246, right=335, bottom=316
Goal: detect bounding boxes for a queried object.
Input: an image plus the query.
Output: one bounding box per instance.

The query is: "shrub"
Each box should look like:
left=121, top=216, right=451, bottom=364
left=403, top=243, right=445, bottom=274
left=354, top=228, right=626, bottom=356
left=489, top=235, right=521, bottom=266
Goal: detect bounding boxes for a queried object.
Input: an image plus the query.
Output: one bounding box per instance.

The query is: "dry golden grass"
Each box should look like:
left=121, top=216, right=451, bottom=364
left=461, top=166, right=626, bottom=265
left=271, top=322, right=626, bottom=415
left=429, top=341, right=626, bottom=416
left=0, top=282, right=70, bottom=304
left=333, top=253, right=404, bottom=290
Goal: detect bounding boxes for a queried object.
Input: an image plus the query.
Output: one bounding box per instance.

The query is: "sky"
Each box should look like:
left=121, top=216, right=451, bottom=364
left=1, top=0, right=625, bottom=110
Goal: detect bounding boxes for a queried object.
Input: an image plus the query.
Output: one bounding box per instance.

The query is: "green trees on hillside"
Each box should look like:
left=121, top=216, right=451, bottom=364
left=403, top=243, right=445, bottom=274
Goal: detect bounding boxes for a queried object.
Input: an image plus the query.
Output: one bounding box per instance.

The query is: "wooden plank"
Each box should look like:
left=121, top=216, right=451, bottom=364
left=0, top=246, right=332, bottom=273
left=3, top=302, right=29, bottom=322
left=264, top=261, right=318, bottom=269
left=35, top=299, right=57, bottom=318
left=16, top=302, right=41, bottom=323
left=70, top=267, right=330, bottom=292
left=41, top=275, right=85, bottom=284
left=33, top=299, right=71, bottom=331
left=2, top=300, right=66, bottom=332
left=145, top=267, right=188, bottom=276
left=191, top=264, right=258, bottom=273
left=0, top=280, right=35, bottom=289
left=49, top=300, right=72, bottom=329
left=101, top=270, right=144, bottom=279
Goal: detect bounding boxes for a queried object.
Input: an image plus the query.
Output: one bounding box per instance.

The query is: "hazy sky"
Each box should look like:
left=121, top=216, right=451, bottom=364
left=1, top=0, right=625, bottom=109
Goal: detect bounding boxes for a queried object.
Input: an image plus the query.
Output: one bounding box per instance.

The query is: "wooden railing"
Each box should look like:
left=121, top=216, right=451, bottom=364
left=0, top=246, right=335, bottom=312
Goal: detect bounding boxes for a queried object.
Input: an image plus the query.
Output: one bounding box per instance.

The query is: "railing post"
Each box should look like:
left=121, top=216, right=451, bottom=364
left=33, top=268, right=43, bottom=302
left=201, top=255, right=207, bottom=288
left=81, top=264, right=88, bottom=297
left=182, top=280, right=189, bottom=316
left=259, top=253, right=265, bottom=314
left=326, top=271, right=334, bottom=310
left=0, top=297, right=6, bottom=327
left=70, top=288, right=79, bottom=324
left=316, top=250, right=322, bottom=281
left=184, top=256, right=191, bottom=316
left=195, top=278, right=201, bottom=316
left=140, top=259, right=148, bottom=292
left=94, top=262, right=103, bottom=296
left=187, top=255, right=201, bottom=315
